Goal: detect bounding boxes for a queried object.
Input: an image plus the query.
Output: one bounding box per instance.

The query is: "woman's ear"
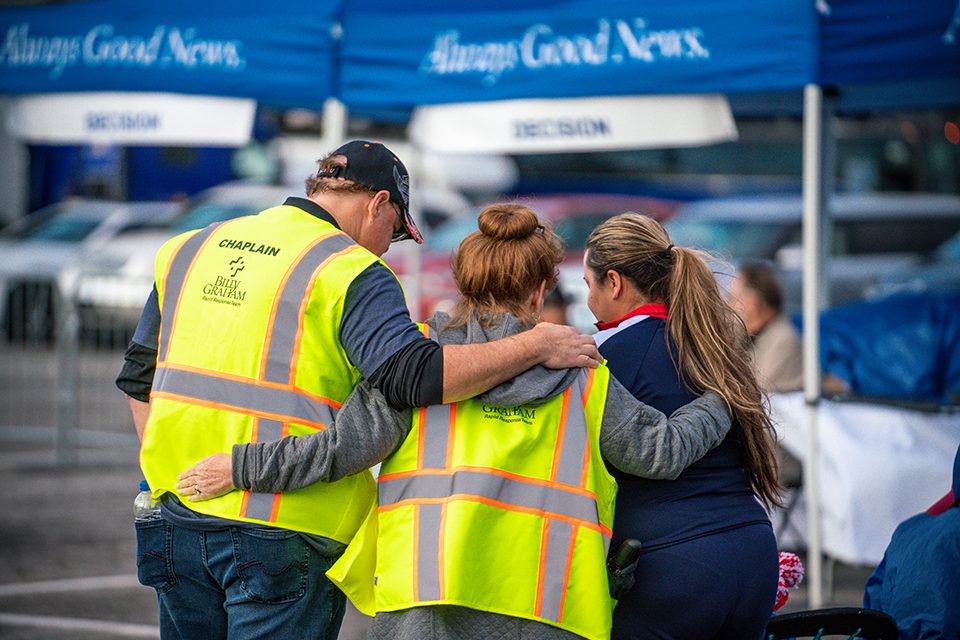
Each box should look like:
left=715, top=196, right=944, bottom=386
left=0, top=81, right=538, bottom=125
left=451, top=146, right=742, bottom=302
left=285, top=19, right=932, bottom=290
left=529, top=280, right=548, bottom=316
left=606, top=270, right=624, bottom=299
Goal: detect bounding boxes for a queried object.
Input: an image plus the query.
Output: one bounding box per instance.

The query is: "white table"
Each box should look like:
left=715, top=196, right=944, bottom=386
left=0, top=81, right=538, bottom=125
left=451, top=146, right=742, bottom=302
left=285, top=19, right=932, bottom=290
left=768, top=392, right=959, bottom=565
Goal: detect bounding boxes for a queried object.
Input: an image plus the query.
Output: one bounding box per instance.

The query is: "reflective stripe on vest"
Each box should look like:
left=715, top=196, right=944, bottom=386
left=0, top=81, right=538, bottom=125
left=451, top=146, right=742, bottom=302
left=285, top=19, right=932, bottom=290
left=380, top=369, right=605, bottom=622
left=155, top=226, right=357, bottom=521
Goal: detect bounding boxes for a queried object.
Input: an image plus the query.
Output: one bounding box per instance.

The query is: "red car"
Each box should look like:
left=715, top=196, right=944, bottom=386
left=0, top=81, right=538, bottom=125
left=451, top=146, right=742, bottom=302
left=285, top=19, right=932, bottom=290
left=385, top=194, right=680, bottom=329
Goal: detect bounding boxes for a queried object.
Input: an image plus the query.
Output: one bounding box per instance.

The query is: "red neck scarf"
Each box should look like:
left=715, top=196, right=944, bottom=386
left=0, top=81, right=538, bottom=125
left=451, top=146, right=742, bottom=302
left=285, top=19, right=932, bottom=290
left=595, top=303, right=669, bottom=331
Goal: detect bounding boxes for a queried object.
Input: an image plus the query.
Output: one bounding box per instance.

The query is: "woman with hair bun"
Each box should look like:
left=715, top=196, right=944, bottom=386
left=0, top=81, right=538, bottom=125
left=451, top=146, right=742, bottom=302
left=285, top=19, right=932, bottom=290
left=178, top=204, right=733, bottom=640
left=583, top=212, right=782, bottom=640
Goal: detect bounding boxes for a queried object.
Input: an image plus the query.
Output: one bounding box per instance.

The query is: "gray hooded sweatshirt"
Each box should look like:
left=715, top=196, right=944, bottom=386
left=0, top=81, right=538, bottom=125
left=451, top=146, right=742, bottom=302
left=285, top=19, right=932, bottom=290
left=233, top=312, right=732, bottom=640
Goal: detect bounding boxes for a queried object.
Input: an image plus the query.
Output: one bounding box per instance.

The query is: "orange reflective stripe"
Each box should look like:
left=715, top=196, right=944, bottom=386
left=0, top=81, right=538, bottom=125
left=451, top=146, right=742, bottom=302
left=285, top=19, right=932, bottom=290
left=268, top=494, right=282, bottom=522
left=549, top=388, right=572, bottom=482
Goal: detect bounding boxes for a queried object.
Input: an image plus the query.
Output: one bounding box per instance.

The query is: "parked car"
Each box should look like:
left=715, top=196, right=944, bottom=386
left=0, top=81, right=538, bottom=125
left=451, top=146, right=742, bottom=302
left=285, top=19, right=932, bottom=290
left=389, top=193, right=680, bottom=330
left=71, top=182, right=294, bottom=337
left=664, top=192, right=960, bottom=315
left=0, top=199, right=182, bottom=342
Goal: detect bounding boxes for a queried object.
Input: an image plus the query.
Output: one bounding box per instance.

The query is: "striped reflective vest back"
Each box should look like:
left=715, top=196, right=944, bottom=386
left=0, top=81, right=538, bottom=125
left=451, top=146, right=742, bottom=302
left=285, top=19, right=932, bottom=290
left=140, top=204, right=381, bottom=542
left=375, top=359, right=618, bottom=640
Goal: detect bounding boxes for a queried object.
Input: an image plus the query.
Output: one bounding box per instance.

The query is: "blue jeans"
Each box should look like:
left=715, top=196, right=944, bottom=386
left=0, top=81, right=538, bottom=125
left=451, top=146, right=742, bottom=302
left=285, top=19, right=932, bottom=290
left=136, top=516, right=346, bottom=640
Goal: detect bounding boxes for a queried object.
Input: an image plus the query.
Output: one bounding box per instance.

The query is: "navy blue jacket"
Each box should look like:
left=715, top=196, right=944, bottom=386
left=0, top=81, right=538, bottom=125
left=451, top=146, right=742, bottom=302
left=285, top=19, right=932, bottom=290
left=864, top=444, right=960, bottom=639
left=596, top=315, right=770, bottom=551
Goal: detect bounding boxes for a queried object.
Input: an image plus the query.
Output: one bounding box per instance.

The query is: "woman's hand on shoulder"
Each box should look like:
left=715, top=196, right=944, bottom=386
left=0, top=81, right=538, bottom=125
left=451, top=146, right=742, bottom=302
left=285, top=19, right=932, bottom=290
left=176, top=453, right=234, bottom=502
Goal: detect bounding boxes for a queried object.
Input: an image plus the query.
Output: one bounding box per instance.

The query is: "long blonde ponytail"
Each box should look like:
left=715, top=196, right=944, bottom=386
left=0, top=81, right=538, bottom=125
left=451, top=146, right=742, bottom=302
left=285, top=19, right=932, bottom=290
left=586, top=213, right=782, bottom=508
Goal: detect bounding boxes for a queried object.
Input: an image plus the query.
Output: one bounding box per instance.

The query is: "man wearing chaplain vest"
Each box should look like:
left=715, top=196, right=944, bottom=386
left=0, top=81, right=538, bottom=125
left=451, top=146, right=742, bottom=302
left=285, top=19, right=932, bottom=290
left=118, top=141, right=602, bottom=640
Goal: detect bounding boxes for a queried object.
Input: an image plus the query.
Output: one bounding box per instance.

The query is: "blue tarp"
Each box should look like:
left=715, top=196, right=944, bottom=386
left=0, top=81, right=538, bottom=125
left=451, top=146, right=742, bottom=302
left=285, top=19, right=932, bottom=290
left=0, top=0, right=337, bottom=109
left=810, top=292, right=960, bottom=405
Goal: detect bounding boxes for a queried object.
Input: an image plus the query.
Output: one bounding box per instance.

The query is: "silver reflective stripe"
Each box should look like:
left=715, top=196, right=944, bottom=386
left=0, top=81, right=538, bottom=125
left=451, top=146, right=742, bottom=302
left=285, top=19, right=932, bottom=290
left=263, top=233, right=356, bottom=383
left=420, top=405, right=452, bottom=469
left=154, top=366, right=338, bottom=426
left=159, top=224, right=222, bottom=362
left=415, top=504, right=443, bottom=602
left=244, top=491, right=275, bottom=522
left=553, top=380, right=588, bottom=486
left=539, top=520, right=575, bottom=622
left=245, top=419, right=284, bottom=521
left=257, top=418, right=284, bottom=443
left=379, top=470, right=598, bottom=525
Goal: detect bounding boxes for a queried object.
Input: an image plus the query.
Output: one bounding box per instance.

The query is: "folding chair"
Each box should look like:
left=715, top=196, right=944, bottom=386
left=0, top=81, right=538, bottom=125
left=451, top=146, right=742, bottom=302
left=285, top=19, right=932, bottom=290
left=765, top=607, right=899, bottom=640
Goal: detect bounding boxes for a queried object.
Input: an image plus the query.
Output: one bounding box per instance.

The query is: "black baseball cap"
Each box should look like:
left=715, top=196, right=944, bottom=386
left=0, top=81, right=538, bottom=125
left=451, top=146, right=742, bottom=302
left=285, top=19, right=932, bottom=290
left=318, top=140, right=422, bottom=244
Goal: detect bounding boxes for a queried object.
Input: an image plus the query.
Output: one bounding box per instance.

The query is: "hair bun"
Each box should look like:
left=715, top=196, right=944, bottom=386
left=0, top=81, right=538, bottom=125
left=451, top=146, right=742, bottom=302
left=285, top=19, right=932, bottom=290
left=477, top=204, right=540, bottom=241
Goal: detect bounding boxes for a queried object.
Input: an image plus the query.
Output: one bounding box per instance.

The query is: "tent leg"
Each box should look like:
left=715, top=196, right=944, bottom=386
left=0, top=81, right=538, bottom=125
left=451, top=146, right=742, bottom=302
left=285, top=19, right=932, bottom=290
left=802, top=83, right=826, bottom=609
left=322, top=97, right=348, bottom=152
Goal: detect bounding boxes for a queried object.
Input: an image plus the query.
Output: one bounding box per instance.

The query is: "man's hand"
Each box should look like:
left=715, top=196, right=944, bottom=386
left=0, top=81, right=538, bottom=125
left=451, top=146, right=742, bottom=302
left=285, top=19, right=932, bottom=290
left=531, top=322, right=601, bottom=369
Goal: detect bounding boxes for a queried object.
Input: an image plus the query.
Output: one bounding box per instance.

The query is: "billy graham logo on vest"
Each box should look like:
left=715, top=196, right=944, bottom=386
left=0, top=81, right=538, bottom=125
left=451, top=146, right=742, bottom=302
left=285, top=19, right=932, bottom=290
left=201, top=256, right=248, bottom=307
left=481, top=404, right=537, bottom=425
left=420, top=18, right=710, bottom=85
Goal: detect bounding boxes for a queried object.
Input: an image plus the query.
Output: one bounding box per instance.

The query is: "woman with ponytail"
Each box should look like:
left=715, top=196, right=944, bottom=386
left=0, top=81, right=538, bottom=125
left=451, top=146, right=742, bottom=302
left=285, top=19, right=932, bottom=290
left=584, top=212, right=782, bottom=640
left=179, top=204, right=734, bottom=640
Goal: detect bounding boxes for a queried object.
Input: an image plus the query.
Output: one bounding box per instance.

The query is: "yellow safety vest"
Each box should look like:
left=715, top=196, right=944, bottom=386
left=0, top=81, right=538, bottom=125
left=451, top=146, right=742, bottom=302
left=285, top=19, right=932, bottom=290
left=140, top=203, right=385, bottom=542
left=374, top=349, right=618, bottom=640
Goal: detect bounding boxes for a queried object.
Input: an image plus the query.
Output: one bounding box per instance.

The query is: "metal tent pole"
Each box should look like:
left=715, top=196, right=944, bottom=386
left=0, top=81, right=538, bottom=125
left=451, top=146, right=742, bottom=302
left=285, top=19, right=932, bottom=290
left=801, top=83, right=830, bottom=608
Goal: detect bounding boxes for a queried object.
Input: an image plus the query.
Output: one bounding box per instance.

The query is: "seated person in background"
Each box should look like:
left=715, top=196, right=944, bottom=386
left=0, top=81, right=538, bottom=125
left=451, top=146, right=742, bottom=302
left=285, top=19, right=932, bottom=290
left=729, top=261, right=805, bottom=489
left=541, top=283, right=571, bottom=325
left=864, top=443, right=960, bottom=639
left=729, top=260, right=803, bottom=393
